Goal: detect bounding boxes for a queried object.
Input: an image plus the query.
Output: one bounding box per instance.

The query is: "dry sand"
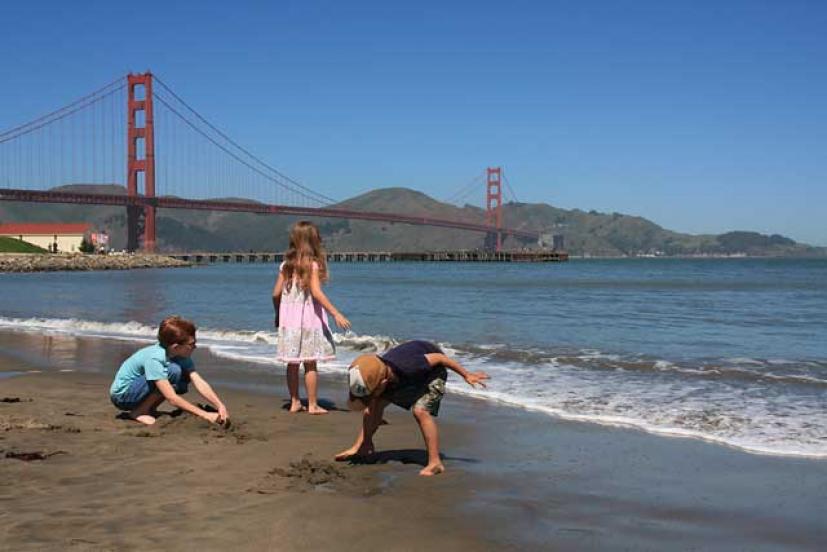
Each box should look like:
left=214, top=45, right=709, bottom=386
left=0, top=362, right=491, bottom=551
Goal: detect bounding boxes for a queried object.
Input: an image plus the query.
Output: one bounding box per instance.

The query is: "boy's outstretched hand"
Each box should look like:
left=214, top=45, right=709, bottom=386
left=464, top=371, right=489, bottom=388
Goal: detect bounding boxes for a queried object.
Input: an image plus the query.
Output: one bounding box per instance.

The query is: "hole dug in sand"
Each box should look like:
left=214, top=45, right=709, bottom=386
left=252, top=454, right=384, bottom=497
left=0, top=415, right=80, bottom=433
left=137, top=411, right=256, bottom=444
left=271, top=456, right=346, bottom=486
left=5, top=450, right=68, bottom=462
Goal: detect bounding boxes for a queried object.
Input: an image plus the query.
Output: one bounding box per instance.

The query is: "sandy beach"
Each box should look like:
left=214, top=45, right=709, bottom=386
left=2, top=331, right=826, bottom=551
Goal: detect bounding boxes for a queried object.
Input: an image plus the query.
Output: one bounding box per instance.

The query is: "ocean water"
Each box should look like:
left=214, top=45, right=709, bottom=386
left=1, top=258, right=825, bottom=458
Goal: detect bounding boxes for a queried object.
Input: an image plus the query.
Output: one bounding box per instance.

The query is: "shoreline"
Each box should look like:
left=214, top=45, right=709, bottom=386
left=0, top=253, right=191, bottom=272
left=0, top=317, right=827, bottom=460
left=2, top=330, right=826, bottom=550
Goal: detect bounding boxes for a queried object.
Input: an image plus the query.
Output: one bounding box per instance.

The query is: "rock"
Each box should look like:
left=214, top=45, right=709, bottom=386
left=0, top=253, right=191, bottom=273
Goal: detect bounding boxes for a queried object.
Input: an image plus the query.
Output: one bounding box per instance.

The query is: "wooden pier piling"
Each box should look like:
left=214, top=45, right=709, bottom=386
left=168, top=250, right=568, bottom=264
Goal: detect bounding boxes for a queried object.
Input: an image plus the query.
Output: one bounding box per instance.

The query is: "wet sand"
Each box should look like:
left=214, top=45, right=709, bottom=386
left=0, top=367, right=481, bottom=550
left=1, top=331, right=826, bottom=551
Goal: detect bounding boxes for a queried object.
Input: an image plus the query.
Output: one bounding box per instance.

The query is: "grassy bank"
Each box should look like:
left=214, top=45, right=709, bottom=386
left=0, top=237, right=46, bottom=253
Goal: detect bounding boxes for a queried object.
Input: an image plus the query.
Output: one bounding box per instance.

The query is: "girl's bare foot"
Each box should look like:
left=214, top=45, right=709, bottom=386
left=308, top=405, right=328, bottom=415
left=419, top=462, right=445, bottom=476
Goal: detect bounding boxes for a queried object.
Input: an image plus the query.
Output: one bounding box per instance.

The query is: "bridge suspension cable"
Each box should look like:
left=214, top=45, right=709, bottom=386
left=502, top=170, right=519, bottom=203
left=0, top=77, right=124, bottom=142
left=153, top=76, right=336, bottom=206
left=152, top=91, right=332, bottom=207
left=443, top=172, right=484, bottom=206
left=0, top=78, right=126, bottom=191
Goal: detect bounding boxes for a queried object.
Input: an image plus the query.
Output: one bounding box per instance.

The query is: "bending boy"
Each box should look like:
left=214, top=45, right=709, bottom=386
left=335, top=340, right=488, bottom=476
left=109, top=316, right=229, bottom=426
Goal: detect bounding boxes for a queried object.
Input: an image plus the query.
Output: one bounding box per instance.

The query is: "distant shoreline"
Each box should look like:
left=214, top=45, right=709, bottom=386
left=0, top=253, right=191, bottom=273
left=568, top=254, right=827, bottom=260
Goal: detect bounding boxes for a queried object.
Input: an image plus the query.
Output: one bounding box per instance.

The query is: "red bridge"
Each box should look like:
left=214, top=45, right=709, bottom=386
left=0, top=73, right=543, bottom=252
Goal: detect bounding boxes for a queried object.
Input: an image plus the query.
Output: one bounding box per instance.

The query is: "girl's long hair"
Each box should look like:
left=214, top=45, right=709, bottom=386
left=283, top=221, right=328, bottom=291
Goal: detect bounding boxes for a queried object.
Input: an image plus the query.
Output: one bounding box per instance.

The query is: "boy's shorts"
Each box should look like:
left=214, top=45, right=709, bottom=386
left=383, top=367, right=447, bottom=416
left=110, top=371, right=190, bottom=411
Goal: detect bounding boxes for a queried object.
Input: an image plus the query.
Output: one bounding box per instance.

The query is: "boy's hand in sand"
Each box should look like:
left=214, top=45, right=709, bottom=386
left=333, top=313, right=351, bottom=331
left=464, top=371, right=489, bottom=389
left=217, top=403, right=229, bottom=422
left=204, top=411, right=222, bottom=424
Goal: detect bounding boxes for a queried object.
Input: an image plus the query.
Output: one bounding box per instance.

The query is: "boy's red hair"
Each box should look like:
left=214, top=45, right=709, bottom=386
left=158, top=316, right=196, bottom=348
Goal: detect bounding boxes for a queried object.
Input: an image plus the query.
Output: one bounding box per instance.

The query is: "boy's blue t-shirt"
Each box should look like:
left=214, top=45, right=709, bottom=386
left=109, top=343, right=194, bottom=398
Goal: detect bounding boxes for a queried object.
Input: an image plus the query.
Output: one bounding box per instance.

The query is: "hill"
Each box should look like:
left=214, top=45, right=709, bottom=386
left=0, top=236, right=47, bottom=253
left=0, top=184, right=823, bottom=257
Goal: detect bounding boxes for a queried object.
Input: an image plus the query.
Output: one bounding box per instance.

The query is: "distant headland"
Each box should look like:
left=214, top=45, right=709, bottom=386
left=1, top=184, right=824, bottom=258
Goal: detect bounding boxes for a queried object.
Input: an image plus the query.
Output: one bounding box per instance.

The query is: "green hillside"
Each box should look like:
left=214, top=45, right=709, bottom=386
left=0, top=184, right=823, bottom=257
left=0, top=236, right=47, bottom=253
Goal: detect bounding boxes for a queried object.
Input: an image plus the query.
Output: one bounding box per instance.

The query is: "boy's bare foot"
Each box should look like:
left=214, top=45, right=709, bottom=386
left=131, top=414, right=157, bottom=425
left=308, top=406, right=328, bottom=415
left=288, top=402, right=306, bottom=413
left=334, top=443, right=374, bottom=461
left=419, top=462, right=445, bottom=476
left=334, top=448, right=358, bottom=461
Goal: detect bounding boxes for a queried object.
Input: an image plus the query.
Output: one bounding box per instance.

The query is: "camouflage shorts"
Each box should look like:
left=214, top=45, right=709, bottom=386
left=384, top=367, right=447, bottom=417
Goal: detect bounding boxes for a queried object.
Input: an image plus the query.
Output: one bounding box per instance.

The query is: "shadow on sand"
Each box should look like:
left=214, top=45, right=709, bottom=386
left=115, top=407, right=186, bottom=421
left=346, top=449, right=479, bottom=467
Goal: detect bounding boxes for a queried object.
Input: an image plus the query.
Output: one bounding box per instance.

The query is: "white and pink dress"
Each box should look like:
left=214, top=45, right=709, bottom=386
left=276, top=262, right=336, bottom=362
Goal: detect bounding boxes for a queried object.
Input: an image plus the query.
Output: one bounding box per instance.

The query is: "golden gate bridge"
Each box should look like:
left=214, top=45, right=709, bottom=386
left=0, top=72, right=543, bottom=252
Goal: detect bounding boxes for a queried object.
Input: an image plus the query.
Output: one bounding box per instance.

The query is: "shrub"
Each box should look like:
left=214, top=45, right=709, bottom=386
left=79, top=237, right=95, bottom=254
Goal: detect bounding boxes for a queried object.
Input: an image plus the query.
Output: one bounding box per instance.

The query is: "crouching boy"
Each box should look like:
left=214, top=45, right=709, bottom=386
left=109, top=316, right=229, bottom=426
left=335, top=340, right=488, bottom=476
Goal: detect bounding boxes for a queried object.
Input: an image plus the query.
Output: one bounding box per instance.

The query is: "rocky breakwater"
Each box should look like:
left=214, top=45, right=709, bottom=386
left=0, top=253, right=192, bottom=273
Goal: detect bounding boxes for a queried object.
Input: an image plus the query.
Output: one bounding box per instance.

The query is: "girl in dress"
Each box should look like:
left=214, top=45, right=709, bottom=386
left=273, top=221, right=351, bottom=414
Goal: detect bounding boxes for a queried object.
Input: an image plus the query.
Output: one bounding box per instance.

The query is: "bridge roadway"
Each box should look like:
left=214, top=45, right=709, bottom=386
left=0, top=188, right=540, bottom=241
left=170, top=250, right=568, bottom=263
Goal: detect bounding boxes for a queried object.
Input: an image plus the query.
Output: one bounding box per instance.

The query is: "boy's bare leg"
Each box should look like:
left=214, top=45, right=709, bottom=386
left=413, top=408, right=445, bottom=476
left=129, top=391, right=165, bottom=425
left=286, top=363, right=304, bottom=413
left=335, top=399, right=388, bottom=460
left=303, top=361, right=327, bottom=414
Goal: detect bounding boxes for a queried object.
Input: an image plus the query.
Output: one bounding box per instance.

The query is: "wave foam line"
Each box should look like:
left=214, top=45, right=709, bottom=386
left=0, top=316, right=397, bottom=355
left=446, top=385, right=827, bottom=460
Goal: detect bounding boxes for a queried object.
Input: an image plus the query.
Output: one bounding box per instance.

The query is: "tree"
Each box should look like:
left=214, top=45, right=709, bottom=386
left=79, top=237, right=95, bottom=254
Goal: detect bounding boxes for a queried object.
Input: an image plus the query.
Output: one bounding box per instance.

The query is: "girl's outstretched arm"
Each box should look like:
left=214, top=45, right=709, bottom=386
left=309, top=265, right=351, bottom=330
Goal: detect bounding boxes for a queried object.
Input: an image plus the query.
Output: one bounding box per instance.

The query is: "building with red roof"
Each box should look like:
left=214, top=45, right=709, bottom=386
left=0, top=223, right=92, bottom=253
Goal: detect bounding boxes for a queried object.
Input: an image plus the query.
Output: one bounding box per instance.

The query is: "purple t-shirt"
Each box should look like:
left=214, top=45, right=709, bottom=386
left=379, top=340, right=442, bottom=385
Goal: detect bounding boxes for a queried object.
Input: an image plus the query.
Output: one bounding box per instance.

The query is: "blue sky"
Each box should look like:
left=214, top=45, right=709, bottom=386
left=1, top=0, right=825, bottom=245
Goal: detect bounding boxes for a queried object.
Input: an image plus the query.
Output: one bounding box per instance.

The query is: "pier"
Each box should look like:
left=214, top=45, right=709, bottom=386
left=168, top=250, right=568, bottom=264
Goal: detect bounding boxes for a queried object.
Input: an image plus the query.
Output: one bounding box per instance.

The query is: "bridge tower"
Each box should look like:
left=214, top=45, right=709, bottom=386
left=484, top=167, right=503, bottom=252
left=126, top=72, right=156, bottom=252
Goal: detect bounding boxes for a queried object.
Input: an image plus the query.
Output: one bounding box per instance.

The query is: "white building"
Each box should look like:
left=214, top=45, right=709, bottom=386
left=0, top=223, right=92, bottom=253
